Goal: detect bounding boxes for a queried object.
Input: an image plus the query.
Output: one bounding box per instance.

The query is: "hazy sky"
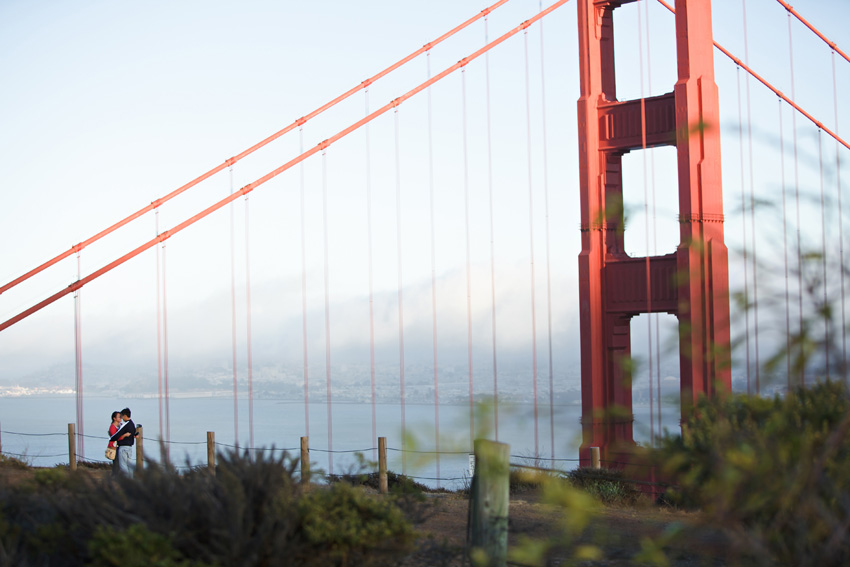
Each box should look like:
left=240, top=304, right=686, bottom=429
left=1, top=0, right=848, bottom=389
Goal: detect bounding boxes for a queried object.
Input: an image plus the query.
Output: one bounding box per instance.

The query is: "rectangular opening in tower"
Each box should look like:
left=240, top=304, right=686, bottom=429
left=621, top=145, right=679, bottom=258
left=629, top=312, right=680, bottom=445
left=612, top=1, right=676, bottom=102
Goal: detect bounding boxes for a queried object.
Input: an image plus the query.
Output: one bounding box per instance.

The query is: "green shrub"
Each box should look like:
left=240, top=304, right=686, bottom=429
left=0, top=447, right=416, bottom=567
left=0, top=454, right=28, bottom=469
left=657, top=381, right=850, bottom=566
left=88, top=524, right=211, bottom=567
left=298, top=482, right=414, bottom=566
left=565, top=467, right=642, bottom=505
left=332, top=469, right=429, bottom=494
left=32, top=467, right=69, bottom=488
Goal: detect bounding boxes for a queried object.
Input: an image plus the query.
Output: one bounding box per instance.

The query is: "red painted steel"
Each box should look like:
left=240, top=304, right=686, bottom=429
left=655, top=0, right=850, bottom=153
left=0, top=0, right=513, bottom=299
left=576, top=0, right=732, bottom=467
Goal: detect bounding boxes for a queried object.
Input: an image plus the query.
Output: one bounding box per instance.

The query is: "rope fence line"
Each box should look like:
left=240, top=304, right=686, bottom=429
left=0, top=430, right=66, bottom=437
left=387, top=447, right=469, bottom=455
left=599, top=459, right=657, bottom=469
left=1, top=451, right=67, bottom=459
left=510, top=463, right=567, bottom=475
left=1, top=427, right=670, bottom=493
left=509, top=454, right=580, bottom=462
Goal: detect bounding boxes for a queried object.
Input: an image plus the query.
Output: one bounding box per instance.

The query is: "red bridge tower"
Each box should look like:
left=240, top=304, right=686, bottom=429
left=576, top=0, right=732, bottom=466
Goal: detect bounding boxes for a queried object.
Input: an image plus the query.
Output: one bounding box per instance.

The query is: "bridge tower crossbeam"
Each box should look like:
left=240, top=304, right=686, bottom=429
left=576, top=0, right=731, bottom=467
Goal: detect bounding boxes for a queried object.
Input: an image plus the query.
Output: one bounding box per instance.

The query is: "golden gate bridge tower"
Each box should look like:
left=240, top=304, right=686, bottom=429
left=576, top=0, right=732, bottom=466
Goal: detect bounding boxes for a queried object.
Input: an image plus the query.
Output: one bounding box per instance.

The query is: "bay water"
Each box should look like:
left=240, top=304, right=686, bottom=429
left=0, top=396, right=680, bottom=489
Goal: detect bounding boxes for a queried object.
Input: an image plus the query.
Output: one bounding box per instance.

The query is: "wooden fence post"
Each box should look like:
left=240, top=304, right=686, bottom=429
left=135, top=426, right=143, bottom=471
left=67, top=423, right=77, bottom=471
left=591, top=446, right=601, bottom=470
left=207, top=431, right=216, bottom=473
left=300, top=436, right=309, bottom=488
left=378, top=437, right=388, bottom=494
left=470, top=439, right=509, bottom=567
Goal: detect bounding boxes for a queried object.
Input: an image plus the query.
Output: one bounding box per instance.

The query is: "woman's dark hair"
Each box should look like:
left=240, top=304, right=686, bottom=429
left=111, top=411, right=120, bottom=421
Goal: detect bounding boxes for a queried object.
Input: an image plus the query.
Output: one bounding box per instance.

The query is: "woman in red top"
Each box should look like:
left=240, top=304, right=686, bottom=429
left=108, top=411, right=121, bottom=476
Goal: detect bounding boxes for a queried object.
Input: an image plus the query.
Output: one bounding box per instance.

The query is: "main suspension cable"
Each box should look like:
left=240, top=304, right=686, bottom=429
left=655, top=0, right=850, bottom=152
left=0, top=0, right=574, bottom=334
left=774, top=0, right=850, bottom=65
left=0, top=0, right=515, bottom=299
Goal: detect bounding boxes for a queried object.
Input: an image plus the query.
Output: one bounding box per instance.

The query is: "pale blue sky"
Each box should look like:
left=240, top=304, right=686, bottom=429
left=0, top=0, right=848, bottom=388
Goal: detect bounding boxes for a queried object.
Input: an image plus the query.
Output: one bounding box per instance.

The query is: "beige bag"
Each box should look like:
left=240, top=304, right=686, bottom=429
left=105, top=446, right=116, bottom=460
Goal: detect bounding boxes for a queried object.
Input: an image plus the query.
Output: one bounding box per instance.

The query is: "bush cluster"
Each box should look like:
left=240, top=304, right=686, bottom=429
left=564, top=467, right=642, bottom=506
left=658, top=380, right=850, bottom=566
left=0, top=448, right=414, bottom=567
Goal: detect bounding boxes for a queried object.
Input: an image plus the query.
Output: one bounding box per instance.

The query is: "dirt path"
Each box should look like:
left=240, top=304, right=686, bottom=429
left=405, top=492, right=730, bottom=566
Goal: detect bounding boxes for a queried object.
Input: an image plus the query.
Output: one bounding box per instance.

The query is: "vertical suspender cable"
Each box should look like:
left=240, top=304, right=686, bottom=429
left=832, top=51, right=847, bottom=375
left=742, top=0, right=760, bottom=393
left=300, top=127, right=310, bottom=438
left=538, top=2, right=555, bottom=460
left=644, top=4, right=661, bottom=437
left=322, top=149, right=334, bottom=474
left=229, top=167, right=239, bottom=444
left=162, top=240, right=171, bottom=446
left=244, top=194, right=255, bottom=451
left=73, top=251, right=83, bottom=459
left=462, top=67, right=474, bottom=451
left=779, top=99, right=792, bottom=387
left=524, top=30, right=540, bottom=460
left=394, top=108, right=407, bottom=474
left=789, top=12, right=804, bottom=385
left=736, top=65, right=752, bottom=394
left=426, top=51, right=441, bottom=486
left=365, top=88, right=378, bottom=463
left=637, top=0, right=654, bottom=446
left=818, top=131, right=830, bottom=376
left=155, top=210, right=165, bottom=449
left=485, top=16, right=500, bottom=442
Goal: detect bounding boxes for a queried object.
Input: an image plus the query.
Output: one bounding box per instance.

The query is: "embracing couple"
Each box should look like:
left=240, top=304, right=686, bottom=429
left=107, top=408, right=138, bottom=477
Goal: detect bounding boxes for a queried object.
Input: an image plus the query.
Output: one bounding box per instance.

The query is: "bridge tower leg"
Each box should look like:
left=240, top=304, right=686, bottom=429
left=576, top=0, right=731, bottom=467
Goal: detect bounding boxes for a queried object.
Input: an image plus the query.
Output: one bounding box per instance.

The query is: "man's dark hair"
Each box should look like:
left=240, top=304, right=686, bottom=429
left=121, top=408, right=131, bottom=418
